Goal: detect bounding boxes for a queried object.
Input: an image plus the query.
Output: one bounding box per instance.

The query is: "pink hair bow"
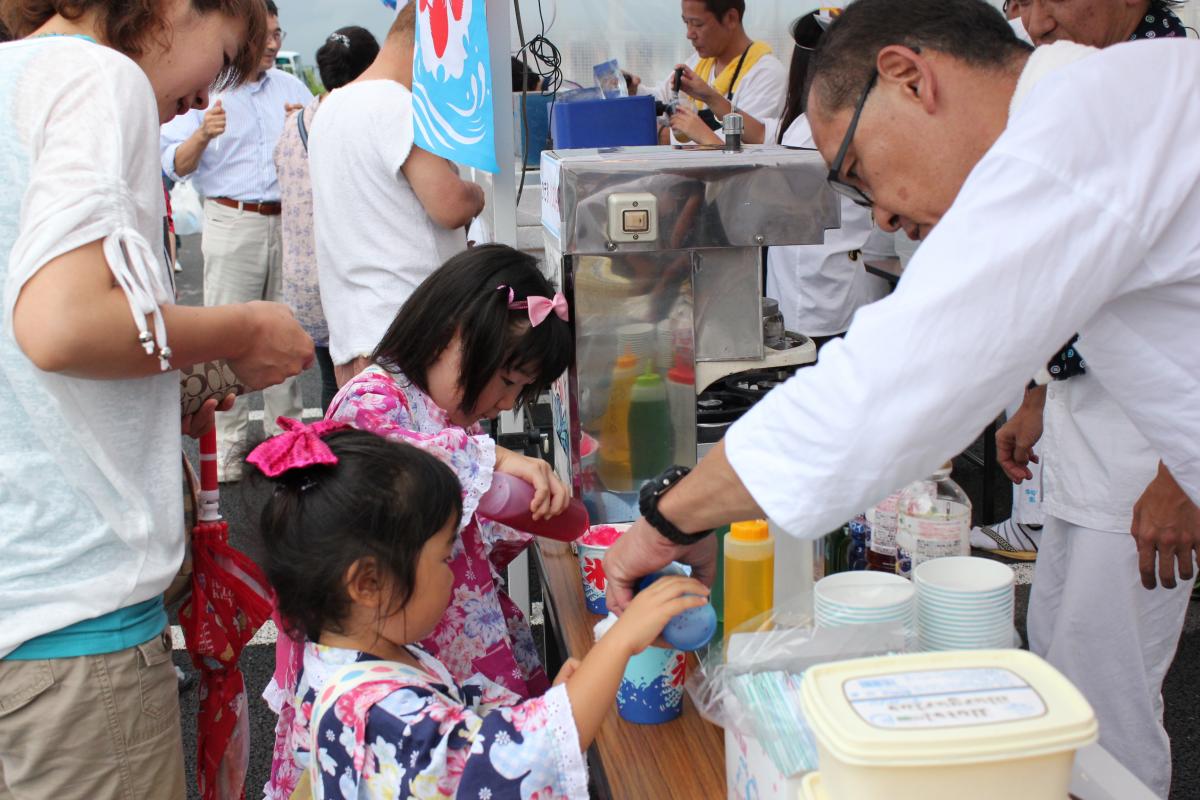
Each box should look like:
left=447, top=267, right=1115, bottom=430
left=246, top=417, right=350, bottom=478
left=498, top=285, right=569, bottom=326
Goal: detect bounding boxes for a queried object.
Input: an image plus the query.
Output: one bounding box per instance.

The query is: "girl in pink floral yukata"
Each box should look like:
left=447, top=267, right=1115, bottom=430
left=251, top=425, right=705, bottom=799
left=264, top=244, right=587, bottom=798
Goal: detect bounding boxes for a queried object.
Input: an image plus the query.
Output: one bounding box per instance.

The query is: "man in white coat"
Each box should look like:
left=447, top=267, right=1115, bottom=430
left=603, top=3, right=1200, bottom=781
left=983, top=2, right=1195, bottom=794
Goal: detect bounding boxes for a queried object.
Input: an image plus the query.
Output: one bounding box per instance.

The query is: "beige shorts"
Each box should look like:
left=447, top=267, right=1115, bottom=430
left=0, top=629, right=186, bottom=800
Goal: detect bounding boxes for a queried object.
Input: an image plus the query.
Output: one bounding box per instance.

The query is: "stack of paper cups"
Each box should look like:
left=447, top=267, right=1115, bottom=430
left=814, top=572, right=914, bottom=637
left=915, top=556, right=1015, bottom=651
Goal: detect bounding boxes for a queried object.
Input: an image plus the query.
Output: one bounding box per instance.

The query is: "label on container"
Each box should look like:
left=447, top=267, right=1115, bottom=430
left=867, top=496, right=899, bottom=557
left=843, top=667, right=1047, bottom=730
left=896, top=500, right=969, bottom=577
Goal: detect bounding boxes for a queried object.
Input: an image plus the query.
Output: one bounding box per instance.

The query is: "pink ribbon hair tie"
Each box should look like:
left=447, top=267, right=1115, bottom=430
left=498, top=285, right=569, bottom=326
left=246, top=417, right=350, bottom=478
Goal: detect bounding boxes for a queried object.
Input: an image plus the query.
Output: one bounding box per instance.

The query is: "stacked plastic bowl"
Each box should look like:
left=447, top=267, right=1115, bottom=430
left=814, top=572, right=915, bottom=635
left=915, top=556, right=1015, bottom=651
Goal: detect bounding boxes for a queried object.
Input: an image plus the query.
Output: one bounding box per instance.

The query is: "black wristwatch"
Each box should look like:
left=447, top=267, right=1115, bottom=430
left=639, top=465, right=715, bottom=546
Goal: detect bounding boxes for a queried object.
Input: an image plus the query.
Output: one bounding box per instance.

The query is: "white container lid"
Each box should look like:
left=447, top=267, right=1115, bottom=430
left=800, top=650, right=1097, bottom=767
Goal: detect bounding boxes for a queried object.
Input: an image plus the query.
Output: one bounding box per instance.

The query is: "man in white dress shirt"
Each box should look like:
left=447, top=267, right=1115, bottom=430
left=604, top=0, right=1200, bottom=746
left=160, top=1, right=312, bottom=480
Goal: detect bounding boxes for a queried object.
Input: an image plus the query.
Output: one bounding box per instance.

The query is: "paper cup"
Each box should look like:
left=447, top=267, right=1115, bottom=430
left=578, top=524, right=628, bottom=615
left=616, top=645, right=686, bottom=724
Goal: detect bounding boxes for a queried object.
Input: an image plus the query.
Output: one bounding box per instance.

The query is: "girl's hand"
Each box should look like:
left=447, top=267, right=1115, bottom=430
left=494, top=447, right=570, bottom=520
left=553, top=657, right=582, bottom=686
left=610, top=576, right=708, bottom=656
left=671, top=105, right=720, bottom=146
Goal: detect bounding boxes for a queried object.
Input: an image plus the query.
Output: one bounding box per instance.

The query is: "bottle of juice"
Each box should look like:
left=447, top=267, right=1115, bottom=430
left=666, top=354, right=696, bottom=466
left=895, top=463, right=971, bottom=579
left=475, top=472, right=590, bottom=542
left=723, top=519, right=774, bottom=642
left=866, top=490, right=903, bottom=573
left=628, top=362, right=672, bottom=485
left=597, top=350, right=639, bottom=491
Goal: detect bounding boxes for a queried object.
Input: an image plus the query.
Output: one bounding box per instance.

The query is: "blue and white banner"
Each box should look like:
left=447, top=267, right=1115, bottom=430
left=410, top=0, right=498, bottom=173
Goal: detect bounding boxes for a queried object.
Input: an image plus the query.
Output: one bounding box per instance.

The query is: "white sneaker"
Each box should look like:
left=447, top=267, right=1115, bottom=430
left=970, top=518, right=1041, bottom=562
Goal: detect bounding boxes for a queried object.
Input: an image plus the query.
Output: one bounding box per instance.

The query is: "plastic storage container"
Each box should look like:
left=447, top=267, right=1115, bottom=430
left=895, top=463, right=971, bottom=579
left=476, top=472, right=590, bottom=542
left=800, top=649, right=1098, bottom=800
left=723, top=520, right=774, bottom=640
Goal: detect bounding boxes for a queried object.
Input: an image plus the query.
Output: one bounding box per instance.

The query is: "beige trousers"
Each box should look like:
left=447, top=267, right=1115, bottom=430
left=0, top=630, right=186, bottom=800
left=202, top=201, right=304, bottom=479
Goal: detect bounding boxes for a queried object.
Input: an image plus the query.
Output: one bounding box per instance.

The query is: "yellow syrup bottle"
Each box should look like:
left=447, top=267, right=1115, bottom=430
left=596, top=350, right=640, bottom=491
left=723, top=519, right=775, bottom=643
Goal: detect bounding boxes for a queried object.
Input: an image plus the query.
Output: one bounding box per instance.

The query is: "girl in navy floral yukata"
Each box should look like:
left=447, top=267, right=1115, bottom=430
left=250, top=426, right=706, bottom=799
left=266, top=244, right=585, bottom=797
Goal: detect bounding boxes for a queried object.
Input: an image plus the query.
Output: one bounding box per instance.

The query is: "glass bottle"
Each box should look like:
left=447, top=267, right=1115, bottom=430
left=895, top=463, right=972, bottom=579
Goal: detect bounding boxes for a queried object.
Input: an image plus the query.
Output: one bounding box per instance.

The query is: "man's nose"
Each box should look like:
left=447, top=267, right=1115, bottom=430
left=1024, top=5, right=1055, bottom=41
left=873, top=206, right=902, bottom=233
left=193, top=89, right=210, bottom=109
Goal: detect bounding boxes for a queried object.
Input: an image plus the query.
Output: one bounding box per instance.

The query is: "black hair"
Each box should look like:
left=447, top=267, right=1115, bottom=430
left=265, top=0, right=278, bottom=16
left=252, top=429, right=463, bottom=642
left=316, top=26, right=380, bottom=90
left=777, top=12, right=825, bottom=143
left=806, top=0, right=1032, bottom=116
left=700, top=0, right=745, bottom=25
left=372, top=244, right=573, bottom=419
left=511, top=55, right=541, bottom=91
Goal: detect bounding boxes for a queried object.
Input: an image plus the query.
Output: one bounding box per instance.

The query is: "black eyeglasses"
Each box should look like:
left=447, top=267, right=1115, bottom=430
left=826, top=70, right=878, bottom=208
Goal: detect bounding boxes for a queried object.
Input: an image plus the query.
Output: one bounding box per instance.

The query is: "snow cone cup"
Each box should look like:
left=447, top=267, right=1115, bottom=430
left=578, top=524, right=628, bottom=615
left=617, top=646, right=686, bottom=724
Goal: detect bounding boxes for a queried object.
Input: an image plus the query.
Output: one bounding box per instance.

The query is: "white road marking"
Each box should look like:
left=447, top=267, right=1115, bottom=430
left=249, top=408, right=323, bottom=423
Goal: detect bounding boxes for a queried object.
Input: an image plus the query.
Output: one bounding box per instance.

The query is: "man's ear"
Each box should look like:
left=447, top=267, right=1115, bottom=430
left=877, top=45, right=938, bottom=114
left=344, top=557, right=384, bottom=609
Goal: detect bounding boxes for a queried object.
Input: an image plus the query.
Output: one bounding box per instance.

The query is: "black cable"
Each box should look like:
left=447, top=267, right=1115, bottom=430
left=513, top=0, right=563, bottom=206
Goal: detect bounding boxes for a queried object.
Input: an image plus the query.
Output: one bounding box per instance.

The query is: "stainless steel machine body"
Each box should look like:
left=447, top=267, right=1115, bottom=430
left=540, top=144, right=839, bottom=523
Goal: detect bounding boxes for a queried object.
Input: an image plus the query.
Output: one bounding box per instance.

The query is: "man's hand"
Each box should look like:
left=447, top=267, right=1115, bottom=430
left=670, top=105, right=719, bottom=145
left=1131, top=463, right=1200, bottom=590
left=674, top=64, right=717, bottom=106
left=604, top=517, right=717, bottom=614
left=283, top=102, right=304, bottom=114
left=200, top=100, right=226, bottom=141
left=997, top=385, right=1046, bottom=483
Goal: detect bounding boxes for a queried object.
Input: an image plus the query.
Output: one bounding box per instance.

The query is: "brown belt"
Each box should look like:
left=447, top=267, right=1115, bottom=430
left=212, top=197, right=282, bottom=216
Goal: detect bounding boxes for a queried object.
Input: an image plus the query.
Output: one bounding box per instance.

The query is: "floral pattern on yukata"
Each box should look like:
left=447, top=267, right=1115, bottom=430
left=327, top=366, right=551, bottom=698
left=297, top=644, right=587, bottom=800
left=273, top=97, right=329, bottom=344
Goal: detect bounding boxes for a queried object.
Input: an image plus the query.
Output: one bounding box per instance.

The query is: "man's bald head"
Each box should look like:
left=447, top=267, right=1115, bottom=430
left=806, top=0, right=1031, bottom=120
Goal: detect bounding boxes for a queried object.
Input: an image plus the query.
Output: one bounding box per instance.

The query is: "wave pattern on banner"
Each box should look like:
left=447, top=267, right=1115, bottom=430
left=412, top=0, right=497, bottom=172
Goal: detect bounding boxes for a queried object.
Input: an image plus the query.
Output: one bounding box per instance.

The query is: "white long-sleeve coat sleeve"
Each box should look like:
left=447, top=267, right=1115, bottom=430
left=727, top=156, right=1155, bottom=537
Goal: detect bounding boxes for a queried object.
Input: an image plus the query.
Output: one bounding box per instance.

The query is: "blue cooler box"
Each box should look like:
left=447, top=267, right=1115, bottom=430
left=551, top=94, right=658, bottom=150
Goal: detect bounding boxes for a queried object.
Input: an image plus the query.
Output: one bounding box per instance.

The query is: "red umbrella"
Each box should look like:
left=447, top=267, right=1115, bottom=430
left=179, top=429, right=273, bottom=799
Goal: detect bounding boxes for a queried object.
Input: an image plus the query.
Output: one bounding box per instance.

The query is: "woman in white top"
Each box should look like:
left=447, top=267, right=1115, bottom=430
left=0, top=2, right=313, bottom=797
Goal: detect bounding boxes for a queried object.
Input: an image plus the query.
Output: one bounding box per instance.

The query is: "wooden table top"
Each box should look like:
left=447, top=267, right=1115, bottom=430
left=534, top=539, right=727, bottom=800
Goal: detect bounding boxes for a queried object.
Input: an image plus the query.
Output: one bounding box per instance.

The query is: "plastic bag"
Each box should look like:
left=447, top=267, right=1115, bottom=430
left=170, top=180, right=204, bottom=236
left=685, top=599, right=910, bottom=779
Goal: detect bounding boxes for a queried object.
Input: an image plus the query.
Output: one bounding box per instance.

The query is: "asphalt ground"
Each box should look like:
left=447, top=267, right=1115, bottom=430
left=170, top=234, right=1200, bottom=799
